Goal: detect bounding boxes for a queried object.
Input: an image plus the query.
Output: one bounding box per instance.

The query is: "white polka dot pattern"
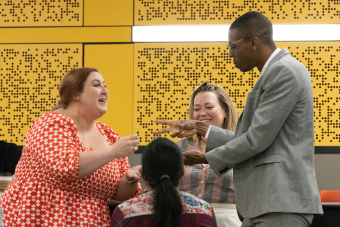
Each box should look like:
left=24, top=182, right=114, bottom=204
left=0, top=112, right=142, bottom=226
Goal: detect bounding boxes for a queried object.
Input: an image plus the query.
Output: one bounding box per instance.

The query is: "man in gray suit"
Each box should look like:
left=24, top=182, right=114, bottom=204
left=153, top=11, right=323, bottom=226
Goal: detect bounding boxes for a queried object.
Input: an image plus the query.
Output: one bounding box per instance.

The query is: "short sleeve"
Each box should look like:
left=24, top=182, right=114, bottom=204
left=27, top=113, right=81, bottom=182
left=96, top=122, right=120, bottom=146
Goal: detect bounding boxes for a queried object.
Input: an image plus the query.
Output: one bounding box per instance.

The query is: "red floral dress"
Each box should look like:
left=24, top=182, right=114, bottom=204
left=0, top=112, right=142, bottom=227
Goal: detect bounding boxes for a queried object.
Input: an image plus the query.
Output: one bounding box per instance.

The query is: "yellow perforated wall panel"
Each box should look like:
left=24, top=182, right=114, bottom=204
left=135, top=0, right=340, bottom=25
left=0, top=0, right=83, bottom=27
left=84, top=44, right=134, bottom=137
left=1, top=0, right=339, bottom=150
left=0, top=44, right=82, bottom=144
left=84, top=0, right=133, bottom=26
left=134, top=42, right=340, bottom=146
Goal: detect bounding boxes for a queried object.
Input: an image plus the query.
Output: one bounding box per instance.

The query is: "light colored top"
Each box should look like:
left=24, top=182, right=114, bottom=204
left=176, top=138, right=235, bottom=204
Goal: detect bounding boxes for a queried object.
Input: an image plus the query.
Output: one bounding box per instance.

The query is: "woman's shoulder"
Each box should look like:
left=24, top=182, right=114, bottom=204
left=179, top=191, right=214, bottom=216
left=25, top=112, right=77, bottom=144
left=117, top=191, right=155, bottom=218
left=120, top=191, right=154, bottom=205
left=179, top=191, right=208, bottom=206
left=95, top=121, right=120, bottom=140
left=32, top=112, right=76, bottom=128
left=95, top=121, right=110, bottom=130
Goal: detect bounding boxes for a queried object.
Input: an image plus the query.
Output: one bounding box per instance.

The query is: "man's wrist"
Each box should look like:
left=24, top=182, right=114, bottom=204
left=195, top=121, right=209, bottom=136
left=201, top=153, right=208, bottom=164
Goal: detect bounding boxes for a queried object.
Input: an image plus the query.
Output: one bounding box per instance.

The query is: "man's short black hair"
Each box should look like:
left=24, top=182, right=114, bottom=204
left=230, top=11, right=273, bottom=45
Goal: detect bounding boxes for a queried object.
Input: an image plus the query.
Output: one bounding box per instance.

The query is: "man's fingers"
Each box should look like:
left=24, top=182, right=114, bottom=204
left=177, top=123, right=184, bottom=131
left=183, top=159, right=192, bottom=166
left=153, top=128, right=171, bottom=135
left=170, top=131, right=180, bottom=138
left=171, top=131, right=185, bottom=138
left=179, top=131, right=185, bottom=138
left=154, top=120, right=172, bottom=126
left=182, top=130, right=197, bottom=138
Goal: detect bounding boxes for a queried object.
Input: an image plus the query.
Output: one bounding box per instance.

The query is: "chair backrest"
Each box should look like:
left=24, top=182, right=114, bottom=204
left=310, top=203, right=340, bottom=227
left=319, top=190, right=340, bottom=203
left=0, top=141, right=23, bottom=175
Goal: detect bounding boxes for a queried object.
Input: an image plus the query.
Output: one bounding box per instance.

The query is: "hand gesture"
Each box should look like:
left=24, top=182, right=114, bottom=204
left=125, top=165, right=142, bottom=181
left=153, top=119, right=198, bottom=138
left=112, top=134, right=140, bottom=158
left=183, top=150, right=207, bottom=166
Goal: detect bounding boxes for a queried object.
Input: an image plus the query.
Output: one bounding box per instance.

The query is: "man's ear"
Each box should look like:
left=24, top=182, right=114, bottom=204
left=73, top=95, right=80, bottom=101
left=251, top=36, right=260, bottom=50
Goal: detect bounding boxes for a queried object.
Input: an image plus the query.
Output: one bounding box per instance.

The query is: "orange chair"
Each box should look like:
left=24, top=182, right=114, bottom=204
left=319, top=190, right=340, bottom=203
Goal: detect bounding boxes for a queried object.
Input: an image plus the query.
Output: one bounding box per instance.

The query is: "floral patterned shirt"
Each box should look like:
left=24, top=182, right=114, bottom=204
left=110, top=191, right=217, bottom=227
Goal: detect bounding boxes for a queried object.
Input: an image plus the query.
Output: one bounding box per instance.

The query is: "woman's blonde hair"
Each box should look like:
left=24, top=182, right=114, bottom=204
left=188, top=82, right=238, bottom=141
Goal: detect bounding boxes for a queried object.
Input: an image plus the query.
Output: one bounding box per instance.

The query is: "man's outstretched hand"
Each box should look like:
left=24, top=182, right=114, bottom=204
left=153, top=119, right=209, bottom=138
left=183, top=150, right=208, bottom=165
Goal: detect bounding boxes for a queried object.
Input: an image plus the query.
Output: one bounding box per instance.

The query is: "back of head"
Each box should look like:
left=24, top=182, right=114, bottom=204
left=51, top=67, right=98, bottom=111
left=189, top=82, right=238, bottom=131
left=142, top=137, right=183, bottom=227
left=230, top=11, right=274, bottom=46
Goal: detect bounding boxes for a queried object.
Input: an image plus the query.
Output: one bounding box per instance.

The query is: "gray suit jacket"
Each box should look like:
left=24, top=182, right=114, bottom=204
left=205, top=48, right=323, bottom=218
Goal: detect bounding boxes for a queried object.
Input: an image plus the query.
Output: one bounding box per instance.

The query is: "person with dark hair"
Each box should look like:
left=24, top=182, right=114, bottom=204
left=153, top=11, right=323, bottom=227
left=110, top=137, right=217, bottom=227
left=176, top=82, right=241, bottom=227
left=1, top=67, right=142, bottom=226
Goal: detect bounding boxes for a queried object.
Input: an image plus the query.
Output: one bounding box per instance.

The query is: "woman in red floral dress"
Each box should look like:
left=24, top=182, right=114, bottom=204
left=0, top=67, right=142, bottom=226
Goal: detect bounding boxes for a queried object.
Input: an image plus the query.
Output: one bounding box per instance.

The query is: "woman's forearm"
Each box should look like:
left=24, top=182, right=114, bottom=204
left=78, top=135, right=139, bottom=179
left=112, top=176, right=139, bottom=201
left=78, top=147, right=118, bottom=178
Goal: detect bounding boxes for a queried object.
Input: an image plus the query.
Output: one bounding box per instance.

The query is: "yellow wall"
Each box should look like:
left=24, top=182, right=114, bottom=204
left=133, top=42, right=340, bottom=145
left=84, top=44, right=134, bottom=137
left=0, top=0, right=339, bottom=149
left=0, top=44, right=82, bottom=143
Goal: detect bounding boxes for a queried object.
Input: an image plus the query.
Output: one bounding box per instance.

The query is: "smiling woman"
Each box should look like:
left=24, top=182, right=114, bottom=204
left=0, top=67, right=142, bottom=227
left=176, top=82, right=241, bottom=227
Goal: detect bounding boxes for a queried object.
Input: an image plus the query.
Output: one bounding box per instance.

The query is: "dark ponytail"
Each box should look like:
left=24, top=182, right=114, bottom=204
left=142, top=137, right=184, bottom=227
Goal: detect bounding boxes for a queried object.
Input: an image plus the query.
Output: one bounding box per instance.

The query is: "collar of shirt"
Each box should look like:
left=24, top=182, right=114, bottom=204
left=261, top=47, right=281, bottom=75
